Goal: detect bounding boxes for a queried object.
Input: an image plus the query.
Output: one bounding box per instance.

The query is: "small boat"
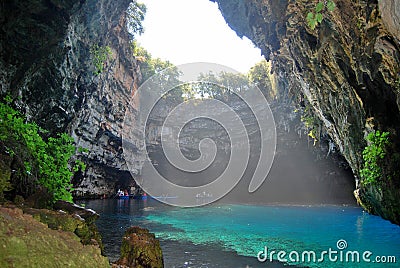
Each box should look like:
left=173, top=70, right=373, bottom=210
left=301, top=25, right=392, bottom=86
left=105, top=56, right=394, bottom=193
left=116, top=189, right=130, bottom=199
left=132, top=193, right=148, bottom=200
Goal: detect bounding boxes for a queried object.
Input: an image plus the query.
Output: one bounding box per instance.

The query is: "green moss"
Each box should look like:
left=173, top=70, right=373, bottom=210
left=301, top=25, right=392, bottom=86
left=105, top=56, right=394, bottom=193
left=0, top=206, right=110, bottom=268
left=23, top=207, right=103, bottom=252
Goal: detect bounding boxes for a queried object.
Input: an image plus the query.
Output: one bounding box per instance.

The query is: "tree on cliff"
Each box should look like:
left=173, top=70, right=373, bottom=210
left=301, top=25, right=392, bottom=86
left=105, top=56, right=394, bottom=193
left=248, top=60, right=277, bottom=101
left=131, top=41, right=187, bottom=105
left=127, top=1, right=147, bottom=36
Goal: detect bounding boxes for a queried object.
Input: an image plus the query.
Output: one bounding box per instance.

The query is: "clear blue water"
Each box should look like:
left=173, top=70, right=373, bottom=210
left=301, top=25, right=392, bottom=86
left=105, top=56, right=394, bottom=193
left=85, top=199, right=400, bottom=268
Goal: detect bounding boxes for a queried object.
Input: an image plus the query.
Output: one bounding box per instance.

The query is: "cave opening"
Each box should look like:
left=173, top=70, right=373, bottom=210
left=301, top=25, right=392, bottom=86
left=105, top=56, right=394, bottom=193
left=128, top=0, right=357, bottom=205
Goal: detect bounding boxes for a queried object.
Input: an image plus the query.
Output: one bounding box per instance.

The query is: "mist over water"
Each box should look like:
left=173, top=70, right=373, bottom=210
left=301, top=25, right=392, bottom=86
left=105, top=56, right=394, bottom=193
left=222, top=132, right=356, bottom=205
left=147, top=94, right=355, bottom=206
left=151, top=136, right=355, bottom=205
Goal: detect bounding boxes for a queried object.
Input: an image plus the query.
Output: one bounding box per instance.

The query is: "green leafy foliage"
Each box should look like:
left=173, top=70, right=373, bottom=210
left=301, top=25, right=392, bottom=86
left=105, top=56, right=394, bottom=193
left=131, top=41, right=184, bottom=103
left=306, top=0, right=336, bottom=30
left=132, top=41, right=180, bottom=83
left=126, top=1, right=147, bottom=35
left=315, top=13, right=323, bottom=23
left=0, top=99, right=84, bottom=203
left=306, top=12, right=318, bottom=30
left=360, top=131, right=390, bottom=186
left=90, top=44, right=112, bottom=75
left=300, top=105, right=321, bottom=146
left=132, top=41, right=255, bottom=103
left=248, top=60, right=277, bottom=100
left=193, top=71, right=250, bottom=100
left=315, top=2, right=324, bottom=13
left=326, top=1, right=336, bottom=12
left=73, top=159, right=86, bottom=172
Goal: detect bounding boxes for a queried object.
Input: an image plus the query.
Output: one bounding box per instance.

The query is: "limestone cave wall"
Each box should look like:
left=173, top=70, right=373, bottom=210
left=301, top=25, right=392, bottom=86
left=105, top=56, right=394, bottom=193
left=0, top=0, right=141, bottom=198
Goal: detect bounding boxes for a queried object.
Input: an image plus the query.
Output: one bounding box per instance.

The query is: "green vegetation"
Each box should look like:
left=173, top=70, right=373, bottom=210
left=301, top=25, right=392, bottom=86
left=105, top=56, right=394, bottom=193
left=248, top=60, right=277, bottom=100
left=116, top=226, right=163, bottom=268
left=195, top=71, right=250, bottom=99
left=131, top=43, right=254, bottom=102
left=132, top=51, right=275, bottom=103
left=131, top=41, right=184, bottom=102
left=132, top=41, right=178, bottom=83
left=306, top=0, right=336, bottom=30
left=300, top=105, right=321, bottom=146
left=132, top=42, right=258, bottom=101
left=126, top=1, right=147, bottom=35
left=90, top=44, right=112, bottom=75
left=0, top=98, right=85, bottom=203
left=360, top=131, right=390, bottom=185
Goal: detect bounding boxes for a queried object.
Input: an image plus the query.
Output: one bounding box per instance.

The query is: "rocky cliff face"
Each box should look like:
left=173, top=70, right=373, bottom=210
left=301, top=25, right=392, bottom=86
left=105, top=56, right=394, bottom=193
left=212, top=0, right=400, bottom=223
left=0, top=0, right=141, bottom=198
left=146, top=90, right=355, bottom=204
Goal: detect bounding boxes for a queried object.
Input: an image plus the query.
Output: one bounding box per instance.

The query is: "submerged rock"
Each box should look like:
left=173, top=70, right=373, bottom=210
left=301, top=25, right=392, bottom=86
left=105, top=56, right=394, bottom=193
left=114, top=226, right=163, bottom=268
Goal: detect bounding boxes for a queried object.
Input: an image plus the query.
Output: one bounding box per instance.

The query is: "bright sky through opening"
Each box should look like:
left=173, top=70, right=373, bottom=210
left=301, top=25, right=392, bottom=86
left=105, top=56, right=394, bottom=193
left=136, top=0, right=264, bottom=73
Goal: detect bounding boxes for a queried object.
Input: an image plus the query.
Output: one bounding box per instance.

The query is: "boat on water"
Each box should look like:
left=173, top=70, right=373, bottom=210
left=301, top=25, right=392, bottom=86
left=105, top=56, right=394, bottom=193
left=116, top=189, right=130, bottom=199
left=132, top=193, right=148, bottom=200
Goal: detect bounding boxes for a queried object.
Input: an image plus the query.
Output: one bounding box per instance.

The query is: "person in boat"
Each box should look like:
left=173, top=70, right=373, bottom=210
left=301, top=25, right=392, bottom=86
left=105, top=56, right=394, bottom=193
left=124, top=189, right=129, bottom=196
left=117, top=189, right=124, bottom=196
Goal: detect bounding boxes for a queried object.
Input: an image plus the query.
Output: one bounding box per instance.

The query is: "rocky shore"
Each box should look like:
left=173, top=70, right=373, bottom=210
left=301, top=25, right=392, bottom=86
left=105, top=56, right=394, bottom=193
left=0, top=201, right=163, bottom=268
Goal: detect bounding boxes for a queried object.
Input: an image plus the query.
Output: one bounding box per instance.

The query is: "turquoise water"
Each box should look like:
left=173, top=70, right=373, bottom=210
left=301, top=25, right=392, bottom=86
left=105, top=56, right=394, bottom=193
left=145, top=204, right=400, bottom=267
left=86, top=199, right=400, bottom=268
